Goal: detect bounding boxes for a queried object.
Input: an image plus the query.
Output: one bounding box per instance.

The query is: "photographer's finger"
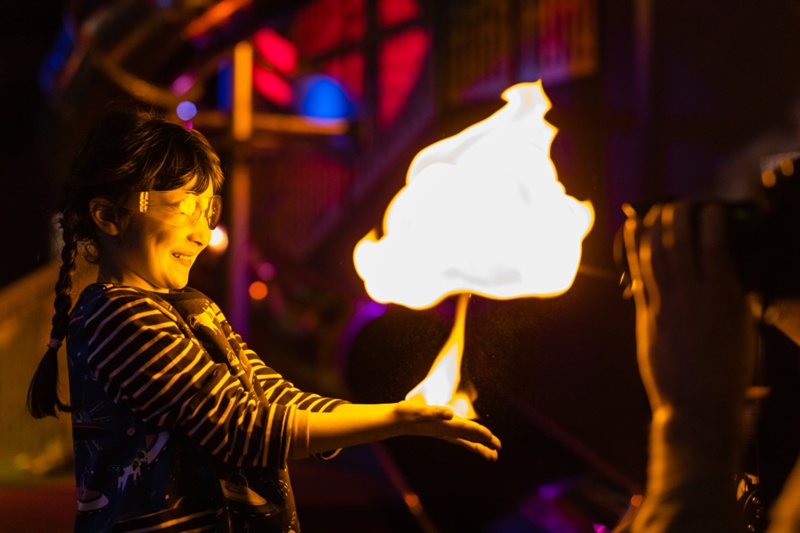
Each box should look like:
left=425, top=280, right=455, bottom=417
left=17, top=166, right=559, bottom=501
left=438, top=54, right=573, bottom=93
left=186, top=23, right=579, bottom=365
left=623, top=212, right=649, bottom=306
left=698, top=204, right=737, bottom=284
left=640, top=205, right=666, bottom=294
left=665, top=202, right=695, bottom=284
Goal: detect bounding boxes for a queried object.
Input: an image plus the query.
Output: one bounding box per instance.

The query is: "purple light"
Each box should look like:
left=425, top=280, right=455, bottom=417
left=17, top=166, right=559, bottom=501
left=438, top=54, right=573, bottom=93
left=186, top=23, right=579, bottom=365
left=536, top=483, right=561, bottom=501
left=176, top=101, right=197, bottom=121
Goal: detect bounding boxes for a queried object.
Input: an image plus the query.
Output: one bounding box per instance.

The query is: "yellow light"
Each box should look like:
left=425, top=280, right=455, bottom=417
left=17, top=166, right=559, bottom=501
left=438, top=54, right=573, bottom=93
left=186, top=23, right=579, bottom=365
left=248, top=281, right=268, bottom=300
left=761, top=170, right=777, bottom=188
left=232, top=40, right=253, bottom=142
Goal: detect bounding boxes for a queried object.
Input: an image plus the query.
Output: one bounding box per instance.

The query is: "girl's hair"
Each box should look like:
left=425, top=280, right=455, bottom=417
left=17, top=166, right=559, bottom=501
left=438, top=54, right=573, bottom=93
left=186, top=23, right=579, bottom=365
left=28, top=106, right=225, bottom=418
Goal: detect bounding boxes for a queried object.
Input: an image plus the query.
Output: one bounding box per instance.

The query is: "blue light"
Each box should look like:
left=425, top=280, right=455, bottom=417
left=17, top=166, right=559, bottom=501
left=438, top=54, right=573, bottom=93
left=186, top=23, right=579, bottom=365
left=297, top=75, right=355, bottom=120
left=217, top=60, right=233, bottom=112
left=176, top=101, right=197, bottom=121
left=39, top=29, right=73, bottom=96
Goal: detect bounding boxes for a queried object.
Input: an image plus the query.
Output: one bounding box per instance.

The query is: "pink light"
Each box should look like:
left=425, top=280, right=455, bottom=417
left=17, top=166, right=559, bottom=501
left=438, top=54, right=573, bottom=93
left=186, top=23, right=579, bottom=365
left=257, top=261, right=276, bottom=280
left=253, top=28, right=298, bottom=75
left=171, top=73, right=195, bottom=95
left=253, top=64, right=294, bottom=107
left=379, top=0, right=420, bottom=27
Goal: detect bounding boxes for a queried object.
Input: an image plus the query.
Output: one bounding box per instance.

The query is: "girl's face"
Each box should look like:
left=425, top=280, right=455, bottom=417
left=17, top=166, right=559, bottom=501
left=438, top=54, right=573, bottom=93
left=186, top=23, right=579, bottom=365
left=101, top=181, right=216, bottom=292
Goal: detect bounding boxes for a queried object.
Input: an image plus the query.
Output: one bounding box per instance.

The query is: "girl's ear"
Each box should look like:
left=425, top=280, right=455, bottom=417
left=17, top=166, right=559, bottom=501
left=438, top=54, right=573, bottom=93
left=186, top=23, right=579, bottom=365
left=89, top=198, right=121, bottom=236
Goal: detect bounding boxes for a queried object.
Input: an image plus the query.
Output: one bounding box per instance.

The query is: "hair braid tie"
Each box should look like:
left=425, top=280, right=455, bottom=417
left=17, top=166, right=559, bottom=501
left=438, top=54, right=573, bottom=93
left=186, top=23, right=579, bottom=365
left=48, top=338, right=63, bottom=349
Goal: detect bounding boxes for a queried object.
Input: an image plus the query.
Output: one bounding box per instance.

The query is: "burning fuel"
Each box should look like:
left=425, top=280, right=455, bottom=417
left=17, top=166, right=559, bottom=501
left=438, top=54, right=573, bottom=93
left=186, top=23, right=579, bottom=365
left=353, top=81, right=594, bottom=417
left=354, top=81, right=594, bottom=310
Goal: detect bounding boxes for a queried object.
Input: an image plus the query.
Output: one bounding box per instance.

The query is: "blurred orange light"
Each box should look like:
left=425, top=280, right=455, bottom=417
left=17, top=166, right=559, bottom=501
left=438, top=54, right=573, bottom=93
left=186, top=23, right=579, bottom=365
left=209, top=226, right=229, bottom=251
left=249, top=281, right=269, bottom=300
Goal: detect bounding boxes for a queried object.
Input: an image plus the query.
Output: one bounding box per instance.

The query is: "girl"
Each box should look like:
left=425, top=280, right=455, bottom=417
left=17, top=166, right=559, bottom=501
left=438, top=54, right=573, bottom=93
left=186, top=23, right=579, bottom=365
left=28, top=108, right=501, bottom=532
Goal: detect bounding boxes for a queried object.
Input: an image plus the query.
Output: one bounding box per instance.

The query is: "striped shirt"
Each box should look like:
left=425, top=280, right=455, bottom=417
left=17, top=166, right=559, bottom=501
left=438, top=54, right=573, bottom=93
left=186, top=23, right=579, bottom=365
left=67, top=283, right=346, bottom=532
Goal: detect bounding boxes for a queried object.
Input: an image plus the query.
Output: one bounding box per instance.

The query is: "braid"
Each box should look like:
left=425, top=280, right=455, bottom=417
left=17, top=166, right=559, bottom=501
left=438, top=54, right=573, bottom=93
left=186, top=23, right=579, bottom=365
left=27, top=105, right=225, bottom=419
left=27, top=212, right=80, bottom=418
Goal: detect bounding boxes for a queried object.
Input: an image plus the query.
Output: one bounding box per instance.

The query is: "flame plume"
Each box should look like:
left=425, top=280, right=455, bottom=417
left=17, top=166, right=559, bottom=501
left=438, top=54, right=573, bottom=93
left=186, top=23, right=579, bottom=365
left=353, top=81, right=594, bottom=418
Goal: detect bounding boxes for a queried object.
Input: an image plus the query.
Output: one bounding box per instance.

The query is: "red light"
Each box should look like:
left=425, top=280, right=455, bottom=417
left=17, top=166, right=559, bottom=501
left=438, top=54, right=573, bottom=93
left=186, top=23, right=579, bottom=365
left=379, top=0, right=420, bottom=26
left=323, top=52, right=364, bottom=99
left=291, top=0, right=366, bottom=57
left=379, top=28, right=430, bottom=128
left=253, top=64, right=294, bottom=107
left=253, top=28, right=298, bottom=75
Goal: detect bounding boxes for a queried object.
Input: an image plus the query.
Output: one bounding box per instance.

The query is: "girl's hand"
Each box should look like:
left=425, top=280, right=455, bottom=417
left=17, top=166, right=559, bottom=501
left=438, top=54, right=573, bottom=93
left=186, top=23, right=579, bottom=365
left=392, top=399, right=502, bottom=461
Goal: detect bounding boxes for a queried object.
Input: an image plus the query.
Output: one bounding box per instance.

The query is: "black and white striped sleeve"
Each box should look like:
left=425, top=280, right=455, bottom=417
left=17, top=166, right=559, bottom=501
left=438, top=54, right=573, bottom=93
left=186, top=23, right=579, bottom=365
left=83, top=286, right=296, bottom=469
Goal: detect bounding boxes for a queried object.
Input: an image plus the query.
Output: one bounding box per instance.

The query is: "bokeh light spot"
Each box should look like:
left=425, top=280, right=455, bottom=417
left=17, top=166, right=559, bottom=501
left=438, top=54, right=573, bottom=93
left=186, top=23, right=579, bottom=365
left=297, top=75, right=355, bottom=120
left=249, top=281, right=269, bottom=300
left=176, top=101, right=197, bottom=121
left=209, top=226, right=228, bottom=251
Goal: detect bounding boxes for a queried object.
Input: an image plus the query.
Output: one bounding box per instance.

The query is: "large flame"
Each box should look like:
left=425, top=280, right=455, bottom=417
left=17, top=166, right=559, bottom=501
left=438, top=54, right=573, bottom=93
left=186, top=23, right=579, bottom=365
left=354, top=81, right=593, bottom=309
left=353, top=81, right=594, bottom=417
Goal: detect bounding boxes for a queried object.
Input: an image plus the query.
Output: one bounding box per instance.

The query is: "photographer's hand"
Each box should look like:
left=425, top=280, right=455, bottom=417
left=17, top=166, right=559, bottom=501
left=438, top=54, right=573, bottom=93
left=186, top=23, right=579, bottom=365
left=623, top=203, right=757, bottom=532
left=757, top=297, right=800, bottom=346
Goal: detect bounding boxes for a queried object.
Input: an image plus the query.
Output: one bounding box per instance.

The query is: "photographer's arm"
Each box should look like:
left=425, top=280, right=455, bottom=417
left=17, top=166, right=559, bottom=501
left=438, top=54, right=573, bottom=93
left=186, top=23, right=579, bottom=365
left=623, top=203, right=757, bottom=533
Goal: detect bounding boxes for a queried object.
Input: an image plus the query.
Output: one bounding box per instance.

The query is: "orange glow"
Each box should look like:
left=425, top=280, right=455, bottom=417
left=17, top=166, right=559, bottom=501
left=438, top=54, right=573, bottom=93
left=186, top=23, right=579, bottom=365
left=249, top=281, right=269, bottom=300
left=405, top=293, right=476, bottom=418
left=183, top=0, right=252, bottom=40
left=232, top=41, right=253, bottom=142
left=353, top=81, right=594, bottom=310
left=208, top=226, right=229, bottom=251
left=353, top=81, right=593, bottom=418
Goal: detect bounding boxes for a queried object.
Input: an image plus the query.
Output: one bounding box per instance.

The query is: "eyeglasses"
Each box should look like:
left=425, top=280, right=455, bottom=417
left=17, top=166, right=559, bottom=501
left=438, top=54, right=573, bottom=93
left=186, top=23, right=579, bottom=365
left=131, top=190, right=222, bottom=229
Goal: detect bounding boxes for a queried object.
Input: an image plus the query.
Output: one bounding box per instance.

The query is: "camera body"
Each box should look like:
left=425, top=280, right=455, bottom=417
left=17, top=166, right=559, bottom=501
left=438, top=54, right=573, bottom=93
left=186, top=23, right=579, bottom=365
left=618, top=155, right=800, bottom=299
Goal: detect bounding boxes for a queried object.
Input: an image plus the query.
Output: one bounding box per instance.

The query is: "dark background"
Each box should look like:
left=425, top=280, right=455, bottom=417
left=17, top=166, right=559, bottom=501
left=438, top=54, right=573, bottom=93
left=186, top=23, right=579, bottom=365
left=3, top=1, right=800, bottom=531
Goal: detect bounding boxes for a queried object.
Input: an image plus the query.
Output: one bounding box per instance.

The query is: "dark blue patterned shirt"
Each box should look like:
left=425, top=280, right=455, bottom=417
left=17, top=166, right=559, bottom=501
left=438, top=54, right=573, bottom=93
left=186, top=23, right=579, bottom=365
left=67, top=284, right=346, bottom=532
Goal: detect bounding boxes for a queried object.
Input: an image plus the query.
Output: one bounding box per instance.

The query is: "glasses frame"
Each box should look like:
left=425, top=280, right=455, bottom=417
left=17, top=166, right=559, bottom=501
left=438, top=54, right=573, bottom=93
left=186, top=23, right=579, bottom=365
left=133, top=190, right=222, bottom=230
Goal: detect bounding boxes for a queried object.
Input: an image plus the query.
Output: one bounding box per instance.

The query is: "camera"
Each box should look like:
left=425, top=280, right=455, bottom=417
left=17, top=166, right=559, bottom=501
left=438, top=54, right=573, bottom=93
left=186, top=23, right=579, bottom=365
left=617, top=154, right=800, bottom=299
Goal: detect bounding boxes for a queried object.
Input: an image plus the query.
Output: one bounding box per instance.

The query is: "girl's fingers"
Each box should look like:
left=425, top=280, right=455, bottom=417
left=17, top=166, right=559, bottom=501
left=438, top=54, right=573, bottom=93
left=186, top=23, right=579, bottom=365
left=443, top=437, right=500, bottom=462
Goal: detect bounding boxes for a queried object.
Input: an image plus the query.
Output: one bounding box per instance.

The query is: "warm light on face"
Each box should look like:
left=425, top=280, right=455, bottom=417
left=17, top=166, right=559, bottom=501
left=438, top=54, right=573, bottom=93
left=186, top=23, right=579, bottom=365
left=353, top=81, right=594, bottom=418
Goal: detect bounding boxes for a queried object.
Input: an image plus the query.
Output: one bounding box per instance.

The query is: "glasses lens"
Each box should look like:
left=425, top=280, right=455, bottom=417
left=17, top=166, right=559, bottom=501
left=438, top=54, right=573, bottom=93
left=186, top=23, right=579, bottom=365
left=206, top=196, right=222, bottom=229
left=137, top=191, right=221, bottom=229
left=178, top=195, right=199, bottom=218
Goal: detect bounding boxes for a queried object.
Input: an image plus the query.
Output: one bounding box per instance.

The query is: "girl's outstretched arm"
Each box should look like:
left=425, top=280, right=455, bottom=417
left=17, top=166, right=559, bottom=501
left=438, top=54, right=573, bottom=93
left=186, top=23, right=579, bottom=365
left=291, top=401, right=501, bottom=461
